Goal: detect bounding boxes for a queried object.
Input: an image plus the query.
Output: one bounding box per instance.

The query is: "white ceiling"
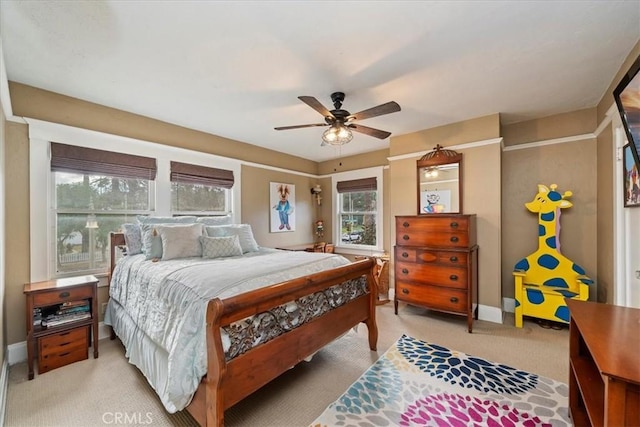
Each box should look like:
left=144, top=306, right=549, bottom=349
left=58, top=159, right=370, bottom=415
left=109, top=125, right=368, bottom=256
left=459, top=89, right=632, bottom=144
left=1, top=1, right=639, bottom=162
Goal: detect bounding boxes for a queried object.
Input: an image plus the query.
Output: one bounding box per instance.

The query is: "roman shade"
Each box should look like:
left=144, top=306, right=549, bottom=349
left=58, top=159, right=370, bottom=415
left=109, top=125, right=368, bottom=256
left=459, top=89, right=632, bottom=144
left=336, top=177, right=377, bottom=193
left=170, top=161, right=234, bottom=189
left=50, top=142, right=157, bottom=180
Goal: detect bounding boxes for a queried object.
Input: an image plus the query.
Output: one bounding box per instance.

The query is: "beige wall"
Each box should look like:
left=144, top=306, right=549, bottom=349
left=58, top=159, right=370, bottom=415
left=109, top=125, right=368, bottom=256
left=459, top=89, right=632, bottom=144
left=4, top=121, right=30, bottom=346
left=597, top=40, right=640, bottom=124
left=389, top=116, right=503, bottom=311
left=501, top=134, right=598, bottom=301
left=1, top=97, right=6, bottom=367
left=241, top=165, right=317, bottom=248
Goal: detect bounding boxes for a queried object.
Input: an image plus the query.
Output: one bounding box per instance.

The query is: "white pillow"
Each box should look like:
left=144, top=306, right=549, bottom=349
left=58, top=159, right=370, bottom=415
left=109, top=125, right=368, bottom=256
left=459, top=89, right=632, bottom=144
left=156, top=223, right=204, bottom=260
left=196, top=216, right=233, bottom=226
left=200, top=235, right=243, bottom=259
left=205, top=224, right=259, bottom=253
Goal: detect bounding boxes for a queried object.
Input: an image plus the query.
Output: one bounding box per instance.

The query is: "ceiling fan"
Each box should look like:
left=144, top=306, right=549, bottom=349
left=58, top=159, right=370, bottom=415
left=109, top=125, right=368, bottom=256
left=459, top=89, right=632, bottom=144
left=274, top=92, right=401, bottom=145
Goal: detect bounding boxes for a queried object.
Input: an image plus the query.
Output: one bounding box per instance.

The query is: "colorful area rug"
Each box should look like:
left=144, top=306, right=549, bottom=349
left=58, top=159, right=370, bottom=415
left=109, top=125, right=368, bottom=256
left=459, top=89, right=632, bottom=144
left=311, top=335, right=570, bottom=426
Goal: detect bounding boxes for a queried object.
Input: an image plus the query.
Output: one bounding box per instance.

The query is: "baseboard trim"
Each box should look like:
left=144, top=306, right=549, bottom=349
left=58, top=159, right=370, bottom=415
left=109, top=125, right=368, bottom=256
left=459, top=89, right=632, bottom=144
left=478, top=304, right=504, bottom=324
left=0, top=352, right=8, bottom=427
left=8, top=321, right=111, bottom=365
left=503, top=297, right=516, bottom=313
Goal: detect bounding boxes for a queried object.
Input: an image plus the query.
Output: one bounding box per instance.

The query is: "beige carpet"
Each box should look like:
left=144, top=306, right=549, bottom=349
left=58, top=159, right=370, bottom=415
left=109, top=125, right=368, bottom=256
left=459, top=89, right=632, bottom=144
left=6, top=304, right=569, bottom=427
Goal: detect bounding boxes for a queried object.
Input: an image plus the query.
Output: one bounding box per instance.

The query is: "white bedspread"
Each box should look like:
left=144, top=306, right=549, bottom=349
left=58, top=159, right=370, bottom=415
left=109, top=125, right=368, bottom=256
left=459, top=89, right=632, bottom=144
left=106, top=248, right=350, bottom=412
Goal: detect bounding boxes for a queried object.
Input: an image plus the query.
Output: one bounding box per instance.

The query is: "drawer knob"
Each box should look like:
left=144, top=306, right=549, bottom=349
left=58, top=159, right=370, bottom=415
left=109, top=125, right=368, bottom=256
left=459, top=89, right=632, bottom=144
left=402, top=252, right=409, bottom=258
left=403, top=235, right=410, bottom=241
left=450, top=275, right=458, bottom=281
left=403, top=221, right=410, bottom=228
left=59, top=291, right=70, bottom=298
left=59, top=352, right=70, bottom=357
left=450, top=297, right=459, bottom=303
left=450, top=222, right=459, bottom=228
left=450, top=236, right=459, bottom=243
left=449, top=256, right=458, bottom=262
left=402, top=288, right=409, bottom=294
left=402, top=268, right=409, bottom=274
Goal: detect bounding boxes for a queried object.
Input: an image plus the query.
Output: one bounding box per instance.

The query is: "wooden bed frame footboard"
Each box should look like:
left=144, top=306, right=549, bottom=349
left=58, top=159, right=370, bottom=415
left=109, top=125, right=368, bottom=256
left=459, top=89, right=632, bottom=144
left=108, top=232, right=378, bottom=427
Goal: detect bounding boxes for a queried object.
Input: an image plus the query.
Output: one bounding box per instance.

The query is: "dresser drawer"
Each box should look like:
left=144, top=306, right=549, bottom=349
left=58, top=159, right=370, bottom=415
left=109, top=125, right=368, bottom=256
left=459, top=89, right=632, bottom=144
left=395, top=262, right=468, bottom=289
left=397, top=230, right=470, bottom=248
left=395, top=282, right=468, bottom=313
left=395, top=215, right=476, bottom=247
left=32, top=286, right=94, bottom=307
left=395, top=247, right=468, bottom=265
left=38, top=326, right=89, bottom=374
left=39, top=328, right=89, bottom=356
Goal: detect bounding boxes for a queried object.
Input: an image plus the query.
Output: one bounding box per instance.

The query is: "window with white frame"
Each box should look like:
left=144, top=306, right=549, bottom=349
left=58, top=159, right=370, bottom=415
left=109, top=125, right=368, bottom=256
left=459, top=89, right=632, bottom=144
left=51, top=142, right=156, bottom=275
left=337, top=177, right=378, bottom=248
left=170, top=161, right=233, bottom=216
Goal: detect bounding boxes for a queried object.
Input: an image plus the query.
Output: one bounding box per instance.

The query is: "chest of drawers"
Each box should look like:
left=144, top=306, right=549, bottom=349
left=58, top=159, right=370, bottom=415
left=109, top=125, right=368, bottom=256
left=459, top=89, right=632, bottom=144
left=394, top=214, right=478, bottom=332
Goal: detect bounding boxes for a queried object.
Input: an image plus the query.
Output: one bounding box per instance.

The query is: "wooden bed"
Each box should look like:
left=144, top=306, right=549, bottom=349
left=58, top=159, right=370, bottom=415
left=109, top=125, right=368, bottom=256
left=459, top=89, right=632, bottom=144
left=108, top=232, right=378, bottom=426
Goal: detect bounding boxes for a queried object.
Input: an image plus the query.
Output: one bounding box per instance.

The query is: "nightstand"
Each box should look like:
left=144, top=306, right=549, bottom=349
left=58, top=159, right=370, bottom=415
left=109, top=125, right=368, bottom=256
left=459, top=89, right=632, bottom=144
left=24, top=275, right=99, bottom=379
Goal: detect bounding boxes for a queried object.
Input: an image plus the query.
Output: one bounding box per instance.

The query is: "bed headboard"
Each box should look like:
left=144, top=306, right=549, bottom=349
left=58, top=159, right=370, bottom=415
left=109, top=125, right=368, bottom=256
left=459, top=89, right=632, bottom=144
left=108, top=232, right=126, bottom=285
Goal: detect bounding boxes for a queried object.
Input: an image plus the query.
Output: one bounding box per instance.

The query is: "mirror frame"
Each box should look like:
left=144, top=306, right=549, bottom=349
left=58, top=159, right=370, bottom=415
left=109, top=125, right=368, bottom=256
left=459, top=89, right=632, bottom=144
left=416, top=144, right=463, bottom=214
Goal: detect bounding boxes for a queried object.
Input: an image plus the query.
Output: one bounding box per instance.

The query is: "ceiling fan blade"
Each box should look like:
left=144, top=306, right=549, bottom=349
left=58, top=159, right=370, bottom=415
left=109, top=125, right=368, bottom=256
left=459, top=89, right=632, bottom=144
left=347, top=101, right=401, bottom=121
left=298, top=96, right=334, bottom=118
left=274, top=123, right=328, bottom=131
left=347, top=123, right=392, bottom=139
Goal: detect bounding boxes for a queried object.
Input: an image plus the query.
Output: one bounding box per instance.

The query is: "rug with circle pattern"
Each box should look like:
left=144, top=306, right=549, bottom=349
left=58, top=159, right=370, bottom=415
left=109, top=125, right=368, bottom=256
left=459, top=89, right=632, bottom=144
left=311, top=334, right=569, bottom=426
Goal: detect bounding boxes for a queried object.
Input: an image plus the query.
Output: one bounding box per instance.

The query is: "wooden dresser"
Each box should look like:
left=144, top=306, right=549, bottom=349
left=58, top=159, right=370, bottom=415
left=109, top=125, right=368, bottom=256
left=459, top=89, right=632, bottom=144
left=567, top=299, right=640, bottom=426
left=394, top=214, right=478, bottom=332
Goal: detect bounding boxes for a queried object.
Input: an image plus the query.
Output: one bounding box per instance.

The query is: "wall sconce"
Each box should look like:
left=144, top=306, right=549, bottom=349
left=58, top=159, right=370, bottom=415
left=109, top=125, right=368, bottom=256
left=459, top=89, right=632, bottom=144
left=310, top=184, right=322, bottom=205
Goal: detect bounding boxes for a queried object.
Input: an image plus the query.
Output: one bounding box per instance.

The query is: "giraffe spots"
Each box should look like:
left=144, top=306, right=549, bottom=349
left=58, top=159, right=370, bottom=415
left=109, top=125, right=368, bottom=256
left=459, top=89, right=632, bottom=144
left=548, top=191, right=562, bottom=202
left=545, top=236, right=557, bottom=249
left=543, top=277, right=568, bottom=288
left=541, top=212, right=555, bottom=222
left=514, top=259, right=529, bottom=271
left=538, top=224, right=546, bottom=236
left=554, top=306, right=570, bottom=322
left=526, top=289, right=545, bottom=305
left=572, top=264, right=586, bottom=275
left=537, top=254, right=559, bottom=270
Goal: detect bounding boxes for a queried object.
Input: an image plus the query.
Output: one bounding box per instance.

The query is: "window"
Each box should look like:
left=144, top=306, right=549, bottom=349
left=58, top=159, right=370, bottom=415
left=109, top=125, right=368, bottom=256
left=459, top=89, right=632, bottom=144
left=337, top=177, right=378, bottom=248
left=51, top=143, right=156, bottom=275
left=170, top=161, right=233, bottom=215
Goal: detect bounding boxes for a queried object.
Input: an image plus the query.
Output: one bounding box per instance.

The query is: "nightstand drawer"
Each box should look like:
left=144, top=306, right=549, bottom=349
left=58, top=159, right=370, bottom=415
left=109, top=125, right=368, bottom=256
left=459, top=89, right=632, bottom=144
left=39, top=328, right=88, bottom=356
left=38, top=326, right=89, bottom=374
left=33, top=286, right=94, bottom=307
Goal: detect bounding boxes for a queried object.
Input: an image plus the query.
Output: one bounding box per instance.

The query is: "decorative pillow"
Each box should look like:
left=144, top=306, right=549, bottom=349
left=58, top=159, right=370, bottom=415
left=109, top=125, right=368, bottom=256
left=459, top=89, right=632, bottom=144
left=141, top=224, right=164, bottom=260
left=137, top=215, right=197, bottom=225
left=196, top=215, right=233, bottom=226
left=157, top=223, right=204, bottom=260
left=205, top=224, right=259, bottom=253
left=121, top=223, right=143, bottom=255
left=200, top=235, right=243, bottom=259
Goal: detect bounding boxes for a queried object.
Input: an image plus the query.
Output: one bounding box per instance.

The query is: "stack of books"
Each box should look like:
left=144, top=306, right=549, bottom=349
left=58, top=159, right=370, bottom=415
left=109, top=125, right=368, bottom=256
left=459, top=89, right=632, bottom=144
left=42, top=299, right=91, bottom=328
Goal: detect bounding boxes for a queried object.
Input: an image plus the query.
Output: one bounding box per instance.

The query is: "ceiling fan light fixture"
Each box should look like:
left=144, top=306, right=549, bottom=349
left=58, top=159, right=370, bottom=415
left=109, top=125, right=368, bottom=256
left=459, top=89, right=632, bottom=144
left=322, top=125, right=353, bottom=145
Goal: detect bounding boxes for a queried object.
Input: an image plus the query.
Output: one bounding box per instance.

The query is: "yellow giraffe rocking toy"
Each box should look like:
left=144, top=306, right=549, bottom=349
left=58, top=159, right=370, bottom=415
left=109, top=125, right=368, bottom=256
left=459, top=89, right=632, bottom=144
left=513, top=184, right=592, bottom=328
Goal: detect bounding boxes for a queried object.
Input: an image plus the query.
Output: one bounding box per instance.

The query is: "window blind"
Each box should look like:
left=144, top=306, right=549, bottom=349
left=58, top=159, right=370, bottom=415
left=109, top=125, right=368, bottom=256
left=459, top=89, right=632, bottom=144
left=170, top=161, right=234, bottom=189
left=336, top=177, right=377, bottom=193
left=50, top=142, right=157, bottom=180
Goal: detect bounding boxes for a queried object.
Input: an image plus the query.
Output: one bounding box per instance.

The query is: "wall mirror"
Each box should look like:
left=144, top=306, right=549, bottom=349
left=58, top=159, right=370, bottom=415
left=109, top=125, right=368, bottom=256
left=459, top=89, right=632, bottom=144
left=417, top=144, right=462, bottom=214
